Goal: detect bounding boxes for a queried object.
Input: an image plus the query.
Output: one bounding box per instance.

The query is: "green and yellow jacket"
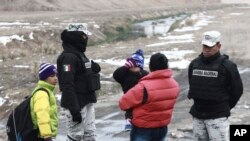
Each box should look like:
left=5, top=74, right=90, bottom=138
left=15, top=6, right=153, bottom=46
left=30, top=80, right=58, bottom=138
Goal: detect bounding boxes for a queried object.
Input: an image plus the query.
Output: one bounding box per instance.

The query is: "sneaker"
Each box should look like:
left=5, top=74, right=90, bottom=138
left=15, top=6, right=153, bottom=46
left=124, top=119, right=132, bottom=131
left=124, top=123, right=132, bottom=131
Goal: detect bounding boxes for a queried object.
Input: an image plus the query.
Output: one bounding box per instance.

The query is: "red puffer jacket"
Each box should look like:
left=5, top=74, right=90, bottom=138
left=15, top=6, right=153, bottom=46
left=119, top=69, right=179, bottom=128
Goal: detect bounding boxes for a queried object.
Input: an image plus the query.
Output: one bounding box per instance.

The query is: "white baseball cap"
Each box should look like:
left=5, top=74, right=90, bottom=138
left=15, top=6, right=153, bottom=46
left=201, top=31, right=221, bottom=47
left=66, top=23, right=92, bottom=35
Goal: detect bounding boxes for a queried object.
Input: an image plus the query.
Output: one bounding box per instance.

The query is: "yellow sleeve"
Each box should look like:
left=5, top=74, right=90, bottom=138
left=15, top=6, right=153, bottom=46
left=33, top=90, right=52, bottom=138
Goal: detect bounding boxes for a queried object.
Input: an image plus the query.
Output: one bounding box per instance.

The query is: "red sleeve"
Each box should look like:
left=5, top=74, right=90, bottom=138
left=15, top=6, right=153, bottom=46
left=119, top=83, right=144, bottom=111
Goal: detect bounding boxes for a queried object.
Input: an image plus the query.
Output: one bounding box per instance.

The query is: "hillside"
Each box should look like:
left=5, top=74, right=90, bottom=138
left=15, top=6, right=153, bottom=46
left=0, top=0, right=220, bottom=11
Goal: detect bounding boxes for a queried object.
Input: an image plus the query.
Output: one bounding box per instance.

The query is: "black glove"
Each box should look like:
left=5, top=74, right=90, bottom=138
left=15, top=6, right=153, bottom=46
left=70, top=110, right=82, bottom=123
left=44, top=137, right=52, bottom=141
left=91, top=60, right=101, bottom=73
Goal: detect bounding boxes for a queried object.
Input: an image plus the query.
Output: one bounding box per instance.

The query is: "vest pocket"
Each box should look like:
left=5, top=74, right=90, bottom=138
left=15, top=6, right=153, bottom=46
left=87, top=73, right=101, bottom=91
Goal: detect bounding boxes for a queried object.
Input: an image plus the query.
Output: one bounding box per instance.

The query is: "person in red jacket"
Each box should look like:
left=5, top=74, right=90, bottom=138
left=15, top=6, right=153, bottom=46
left=119, top=53, right=179, bottom=141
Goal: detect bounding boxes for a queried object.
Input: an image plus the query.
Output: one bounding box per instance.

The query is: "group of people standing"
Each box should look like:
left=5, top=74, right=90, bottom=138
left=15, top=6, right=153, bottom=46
left=27, top=23, right=243, bottom=141
left=27, top=24, right=101, bottom=141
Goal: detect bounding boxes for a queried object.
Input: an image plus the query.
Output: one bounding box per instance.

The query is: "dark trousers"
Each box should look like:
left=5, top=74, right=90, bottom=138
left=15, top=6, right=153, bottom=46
left=125, top=108, right=133, bottom=119
left=130, top=126, right=168, bottom=141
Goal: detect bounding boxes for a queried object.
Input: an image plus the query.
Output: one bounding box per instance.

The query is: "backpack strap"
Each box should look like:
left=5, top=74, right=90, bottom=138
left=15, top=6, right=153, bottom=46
left=141, top=86, right=148, bottom=105
left=32, top=88, right=49, bottom=97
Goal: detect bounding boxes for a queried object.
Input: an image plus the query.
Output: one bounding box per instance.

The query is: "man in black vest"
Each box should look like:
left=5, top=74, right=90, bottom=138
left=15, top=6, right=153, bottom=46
left=188, top=31, right=243, bottom=141
left=57, top=24, right=101, bottom=141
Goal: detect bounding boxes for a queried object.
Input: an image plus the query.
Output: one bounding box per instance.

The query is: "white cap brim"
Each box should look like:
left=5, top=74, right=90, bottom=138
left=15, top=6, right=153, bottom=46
left=201, top=40, right=216, bottom=47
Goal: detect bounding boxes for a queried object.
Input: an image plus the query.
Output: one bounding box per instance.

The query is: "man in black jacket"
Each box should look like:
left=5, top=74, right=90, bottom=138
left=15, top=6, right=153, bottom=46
left=188, top=31, right=243, bottom=141
left=57, top=24, right=101, bottom=141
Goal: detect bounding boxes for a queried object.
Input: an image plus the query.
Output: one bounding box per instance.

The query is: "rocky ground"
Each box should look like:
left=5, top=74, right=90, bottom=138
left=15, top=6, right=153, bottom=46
left=0, top=1, right=250, bottom=141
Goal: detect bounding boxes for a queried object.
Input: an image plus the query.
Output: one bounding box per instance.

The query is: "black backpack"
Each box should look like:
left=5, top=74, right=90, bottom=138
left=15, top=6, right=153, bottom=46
left=6, top=88, right=49, bottom=141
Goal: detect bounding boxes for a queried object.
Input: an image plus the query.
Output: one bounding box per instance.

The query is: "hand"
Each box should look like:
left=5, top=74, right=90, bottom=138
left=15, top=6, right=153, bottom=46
left=70, top=110, right=82, bottom=123
left=44, top=137, right=52, bottom=141
left=91, top=60, right=101, bottom=73
left=124, top=58, right=137, bottom=68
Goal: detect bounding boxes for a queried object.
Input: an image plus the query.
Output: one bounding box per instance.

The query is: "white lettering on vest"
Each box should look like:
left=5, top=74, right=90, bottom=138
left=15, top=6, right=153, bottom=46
left=192, top=69, right=218, bottom=78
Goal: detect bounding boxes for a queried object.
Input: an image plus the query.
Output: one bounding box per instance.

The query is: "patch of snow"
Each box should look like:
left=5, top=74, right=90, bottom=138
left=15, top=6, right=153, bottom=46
left=101, top=81, right=114, bottom=84
left=115, top=46, right=127, bottom=49
left=244, top=105, right=250, bottom=109
left=146, top=39, right=194, bottom=47
left=13, top=65, right=30, bottom=69
left=174, top=26, right=201, bottom=32
left=0, top=35, right=26, bottom=46
left=94, top=24, right=100, bottom=28
left=0, top=27, right=11, bottom=29
left=239, top=68, right=250, bottom=74
left=0, top=21, right=30, bottom=26
left=29, top=32, right=34, bottom=39
left=95, top=48, right=194, bottom=69
left=229, top=13, right=243, bottom=16
left=37, top=21, right=50, bottom=26
left=55, top=94, right=61, bottom=101
left=169, top=60, right=191, bottom=69
left=0, top=97, right=6, bottom=106
left=155, top=48, right=195, bottom=60
left=158, top=34, right=194, bottom=40
left=95, top=58, right=125, bottom=66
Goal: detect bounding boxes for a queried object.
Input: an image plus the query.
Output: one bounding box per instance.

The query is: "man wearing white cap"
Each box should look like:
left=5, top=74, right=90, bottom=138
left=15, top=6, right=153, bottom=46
left=57, top=23, right=101, bottom=141
left=187, top=31, right=243, bottom=141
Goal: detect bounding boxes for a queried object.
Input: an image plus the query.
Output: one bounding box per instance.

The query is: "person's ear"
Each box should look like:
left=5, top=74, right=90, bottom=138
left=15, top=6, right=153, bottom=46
left=217, top=43, right=221, bottom=49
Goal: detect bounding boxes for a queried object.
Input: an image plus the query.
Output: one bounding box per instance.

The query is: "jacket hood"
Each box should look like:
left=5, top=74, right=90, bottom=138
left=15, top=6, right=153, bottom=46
left=62, top=43, right=80, bottom=53
left=61, top=29, right=88, bottom=52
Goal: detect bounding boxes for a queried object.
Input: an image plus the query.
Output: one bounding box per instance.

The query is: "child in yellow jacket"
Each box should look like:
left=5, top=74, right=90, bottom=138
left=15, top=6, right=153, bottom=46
left=30, top=63, right=58, bottom=141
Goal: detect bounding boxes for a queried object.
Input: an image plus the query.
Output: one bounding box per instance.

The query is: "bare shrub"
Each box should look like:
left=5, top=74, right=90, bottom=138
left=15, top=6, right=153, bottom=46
left=185, top=18, right=196, bottom=26
left=30, top=62, right=39, bottom=80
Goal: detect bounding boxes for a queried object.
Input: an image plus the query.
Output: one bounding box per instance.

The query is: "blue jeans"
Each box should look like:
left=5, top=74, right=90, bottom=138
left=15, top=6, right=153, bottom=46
left=130, top=126, right=168, bottom=141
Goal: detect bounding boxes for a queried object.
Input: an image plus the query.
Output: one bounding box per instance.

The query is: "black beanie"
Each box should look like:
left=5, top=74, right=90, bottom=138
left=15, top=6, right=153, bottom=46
left=149, top=53, right=168, bottom=72
left=61, top=30, right=88, bottom=52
